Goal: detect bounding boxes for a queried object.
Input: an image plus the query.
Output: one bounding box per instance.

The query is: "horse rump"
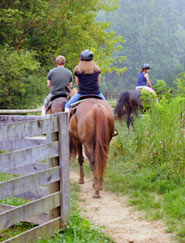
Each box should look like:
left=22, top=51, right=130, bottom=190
left=115, top=91, right=130, bottom=122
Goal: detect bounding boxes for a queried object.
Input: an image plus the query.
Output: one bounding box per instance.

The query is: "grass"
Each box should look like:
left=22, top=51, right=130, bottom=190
left=0, top=222, right=36, bottom=241
left=36, top=182, right=114, bottom=243
left=70, top=97, right=185, bottom=242
left=0, top=172, right=34, bottom=242
left=1, top=96, right=184, bottom=242
left=103, top=111, right=185, bottom=243
left=0, top=172, right=114, bottom=242
left=107, top=99, right=117, bottom=108
left=75, top=128, right=184, bottom=242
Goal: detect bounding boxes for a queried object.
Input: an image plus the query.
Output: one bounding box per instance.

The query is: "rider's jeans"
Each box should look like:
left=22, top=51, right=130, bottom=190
left=65, top=92, right=106, bottom=109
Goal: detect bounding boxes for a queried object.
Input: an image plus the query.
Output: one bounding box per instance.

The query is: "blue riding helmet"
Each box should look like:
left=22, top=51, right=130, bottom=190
left=142, top=63, right=151, bottom=69
left=80, top=49, right=93, bottom=61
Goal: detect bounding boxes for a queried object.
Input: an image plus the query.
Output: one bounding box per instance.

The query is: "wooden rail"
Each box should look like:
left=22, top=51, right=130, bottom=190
left=0, top=112, right=70, bottom=242
left=0, top=109, right=41, bottom=115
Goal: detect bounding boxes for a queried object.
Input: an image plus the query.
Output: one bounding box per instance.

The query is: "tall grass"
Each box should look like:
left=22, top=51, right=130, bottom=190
left=37, top=182, right=114, bottom=243
left=105, top=96, right=185, bottom=242
left=134, top=97, right=184, bottom=177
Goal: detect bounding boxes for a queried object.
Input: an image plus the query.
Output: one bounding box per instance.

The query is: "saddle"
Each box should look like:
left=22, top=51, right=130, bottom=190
left=46, top=94, right=67, bottom=112
left=71, top=95, right=102, bottom=115
left=50, top=93, right=67, bottom=101
left=79, top=95, right=102, bottom=101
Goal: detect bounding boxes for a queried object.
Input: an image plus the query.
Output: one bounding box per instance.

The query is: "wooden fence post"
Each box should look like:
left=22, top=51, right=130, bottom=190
left=47, top=115, right=60, bottom=220
left=0, top=114, right=70, bottom=242
left=57, top=112, right=70, bottom=228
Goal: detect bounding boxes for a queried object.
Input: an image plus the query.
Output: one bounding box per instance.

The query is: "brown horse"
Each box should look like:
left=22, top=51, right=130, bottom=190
left=46, top=88, right=78, bottom=114
left=69, top=98, right=116, bottom=198
left=115, top=90, right=143, bottom=130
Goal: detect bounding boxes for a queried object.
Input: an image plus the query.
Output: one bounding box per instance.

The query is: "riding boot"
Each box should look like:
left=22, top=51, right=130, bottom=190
left=65, top=108, right=71, bottom=120
left=42, top=106, right=46, bottom=116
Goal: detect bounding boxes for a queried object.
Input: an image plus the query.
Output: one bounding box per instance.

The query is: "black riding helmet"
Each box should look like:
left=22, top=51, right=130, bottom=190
left=80, top=49, right=93, bottom=61
left=142, top=63, right=151, bottom=69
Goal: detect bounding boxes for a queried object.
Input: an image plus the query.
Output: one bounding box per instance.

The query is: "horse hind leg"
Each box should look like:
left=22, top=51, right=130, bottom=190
left=84, top=145, right=101, bottom=198
left=93, top=177, right=101, bottom=198
left=126, top=113, right=131, bottom=130
left=92, top=166, right=102, bottom=198
left=77, top=143, right=84, bottom=184
left=130, top=115, right=135, bottom=131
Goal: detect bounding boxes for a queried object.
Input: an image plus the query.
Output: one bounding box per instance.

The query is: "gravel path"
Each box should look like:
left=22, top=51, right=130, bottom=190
left=70, top=169, right=176, bottom=243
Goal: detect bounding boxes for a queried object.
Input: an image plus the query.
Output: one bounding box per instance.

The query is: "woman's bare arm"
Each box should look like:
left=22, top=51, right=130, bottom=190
left=144, top=73, right=153, bottom=88
left=75, top=76, right=79, bottom=86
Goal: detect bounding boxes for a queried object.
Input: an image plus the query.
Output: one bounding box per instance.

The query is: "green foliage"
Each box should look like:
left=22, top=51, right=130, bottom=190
left=0, top=46, right=47, bottom=108
left=0, top=172, right=33, bottom=241
left=106, top=94, right=185, bottom=241
left=0, top=222, right=36, bottom=242
left=0, top=173, right=113, bottom=242
left=153, top=80, right=173, bottom=101
left=36, top=182, right=114, bottom=243
left=0, top=0, right=127, bottom=108
left=153, top=79, right=167, bottom=93
left=37, top=212, right=113, bottom=243
left=140, top=80, right=174, bottom=112
left=140, top=89, right=156, bottom=111
left=0, top=173, right=30, bottom=206
left=133, top=97, right=185, bottom=176
left=174, top=72, right=185, bottom=97
left=103, top=0, right=185, bottom=89
left=0, top=0, right=126, bottom=72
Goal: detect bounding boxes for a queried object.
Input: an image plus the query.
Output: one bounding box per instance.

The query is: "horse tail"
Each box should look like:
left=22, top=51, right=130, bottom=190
left=115, top=91, right=130, bottom=121
left=93, top=104, right=110, bottom=178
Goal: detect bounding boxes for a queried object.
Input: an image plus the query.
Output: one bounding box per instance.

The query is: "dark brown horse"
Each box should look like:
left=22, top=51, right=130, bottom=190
left=115, top=90, right=143, bottom=130
left=69, top=98, right=116, bottom=198
left=46, top=88, right=77, bottom=114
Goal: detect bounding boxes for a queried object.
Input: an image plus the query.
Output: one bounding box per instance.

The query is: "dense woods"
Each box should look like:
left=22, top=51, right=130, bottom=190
left=0, top=0, right=185, bottom=109
left=102, top=0, right=185, bottom=90
left=0, top=0, right=125, bottom=108
left=0, top=1, right=184, bottom=242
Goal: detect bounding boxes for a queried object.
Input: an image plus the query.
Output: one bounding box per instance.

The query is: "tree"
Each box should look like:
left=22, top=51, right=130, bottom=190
left=103, top=0, right=185, bottom=89
left=0, top=0, right=126, bottom=108
left=0, top=46, right=47, bottom=108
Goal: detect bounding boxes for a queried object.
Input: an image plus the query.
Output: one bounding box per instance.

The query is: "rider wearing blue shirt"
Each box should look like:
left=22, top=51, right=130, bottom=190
left=65, top=50, right=106, bottom=116
left=136, top=63, right=155, bottom=94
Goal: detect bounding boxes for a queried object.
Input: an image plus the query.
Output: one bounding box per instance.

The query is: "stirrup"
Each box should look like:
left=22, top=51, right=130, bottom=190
left=113, top=129, right=118, bottom=137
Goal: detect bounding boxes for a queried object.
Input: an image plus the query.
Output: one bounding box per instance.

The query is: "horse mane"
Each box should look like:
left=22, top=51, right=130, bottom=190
left=93, top=104, right=110, bottom=178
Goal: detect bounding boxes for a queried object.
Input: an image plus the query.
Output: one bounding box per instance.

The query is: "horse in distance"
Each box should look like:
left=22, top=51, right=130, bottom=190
left=115, top=90, right=143, bottom=130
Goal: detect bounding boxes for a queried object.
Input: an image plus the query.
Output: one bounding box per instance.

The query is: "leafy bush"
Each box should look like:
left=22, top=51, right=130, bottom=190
left=131, top=96, right=185, bottom=177
left=153, top=79, right=173, bottom=101
left=0, top=46, right=47, bottom=109
left=174, top=72, right=185, bottom=97
left=107, top=93, right=185, bottom=241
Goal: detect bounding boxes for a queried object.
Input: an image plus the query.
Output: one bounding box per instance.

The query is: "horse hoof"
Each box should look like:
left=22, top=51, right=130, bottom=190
left=93, top=191, right=101, bottom=198
left=79, top=179, right=84, bottom=184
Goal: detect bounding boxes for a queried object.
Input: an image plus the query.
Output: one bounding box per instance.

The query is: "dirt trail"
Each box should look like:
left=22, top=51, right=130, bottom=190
left=70, top=169, right=175, bottom=243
